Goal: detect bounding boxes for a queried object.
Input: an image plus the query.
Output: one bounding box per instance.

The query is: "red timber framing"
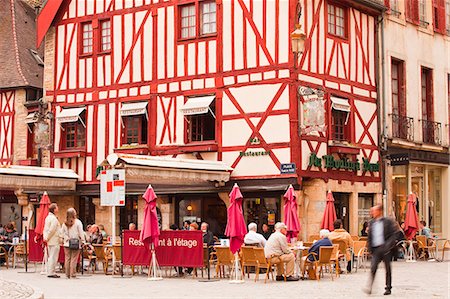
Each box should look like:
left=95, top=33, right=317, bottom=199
left=0, top=91, right=15, bottom=165
left=40, top=0, right=381, bottom=184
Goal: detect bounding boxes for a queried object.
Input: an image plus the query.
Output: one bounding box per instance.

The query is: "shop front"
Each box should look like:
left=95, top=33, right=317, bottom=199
left=388, top=149, right=449, bottom=237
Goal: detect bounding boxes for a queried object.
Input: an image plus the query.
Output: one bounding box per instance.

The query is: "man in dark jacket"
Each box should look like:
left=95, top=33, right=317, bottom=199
left=201, top=222, right=215, bottom=247
left=364, top=204, right=398, bottom=296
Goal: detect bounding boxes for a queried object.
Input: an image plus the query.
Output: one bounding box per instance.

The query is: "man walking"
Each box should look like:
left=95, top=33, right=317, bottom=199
left=365, top=204, right=398, bottom=295
left=43, top=203, right=61, bottom=278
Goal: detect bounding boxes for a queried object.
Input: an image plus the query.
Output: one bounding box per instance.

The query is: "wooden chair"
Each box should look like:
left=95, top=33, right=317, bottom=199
left=302, top=252, right=318, bottom=280
left=303, top=242, right=313, bottom=248
left=12, top=243, right=28, bottom=268
left=240, top=246, right=258, bottom=279
left=309, top=235, right=320, bottom=242
left=352, top=241, right=368, bottom=272
left=253, top=248, right=272, bottom=283
left=334, top=240, right=349, bottom=272
left=111, top=245, right=122, bottom=275
left=93, top=244, right=112, bottom=274
left=359, top=236, right=368, bottom=241
left=214, top=247, right=234, bottom=278
left=351, top=235, right=360, bottom=241
left=329, top=244, right=340, bottom=278
left=194, top=246, right=215, bottom=278
left=82, top=245, right=97, bottom=273
left=416, top=235, right=436, bottom=260
left=441, top=240, right=450, bottom=261
left=317, top=246, right=335, bottom=281
left=0, top=246, right=9, bottom=269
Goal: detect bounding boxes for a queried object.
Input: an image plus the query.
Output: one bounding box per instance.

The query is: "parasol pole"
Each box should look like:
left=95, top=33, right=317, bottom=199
left=229, top=251, right=244, bottom=284
left=148, top=242, right=162, bottom=281
left=405, top=239, right=416, bottom=263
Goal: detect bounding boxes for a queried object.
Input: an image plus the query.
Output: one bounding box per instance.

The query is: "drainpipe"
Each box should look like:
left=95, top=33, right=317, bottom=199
left=376, top=14, right=388, bottom=216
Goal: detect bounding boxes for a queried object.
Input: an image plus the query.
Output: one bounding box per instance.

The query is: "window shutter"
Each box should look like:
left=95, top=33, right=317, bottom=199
left=439, top=0, right=446, bottom=34
left=385, top=0, right=391, bottom=12
left=412, top=0, right=420, bottom=25
left=405, top=0, right=412, bottom=21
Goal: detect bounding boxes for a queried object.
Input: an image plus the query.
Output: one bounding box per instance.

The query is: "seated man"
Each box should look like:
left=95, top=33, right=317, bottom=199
left=419, top=221, right=433, bottom=238
left=328, top=219, right=353, bottom=272
left=301, top=229, right=333, bottom=274
left=264, top=222, right=299, bottom=281
left=244, top=223, right=266, bottom=247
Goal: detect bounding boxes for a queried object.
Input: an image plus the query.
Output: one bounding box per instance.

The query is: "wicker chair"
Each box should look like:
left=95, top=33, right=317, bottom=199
left=0, top=246, right=8, bottom=269
left=316, top=246, right=335, bottom=281
left=240, top=246, right=258, bottom=279
left=308, top=235, right=320, bottom=242
left=253, top=248, right=272, bottom=283
left=352, top=241, right=368, bottom=272
left=329, top=244, right=340, bottom=278
left=416, top=235, right=436, bottom=260
left=441, top=240, right=450, bottom=261
left=214, top=247, right=234, bottom=278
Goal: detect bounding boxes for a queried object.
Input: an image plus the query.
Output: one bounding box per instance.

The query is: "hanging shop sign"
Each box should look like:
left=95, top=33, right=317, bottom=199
left=100, top=169, right=126, bottom=206
left=308, top=152, right=380, bottom=172
left=280, top=163, right=297, bottom=174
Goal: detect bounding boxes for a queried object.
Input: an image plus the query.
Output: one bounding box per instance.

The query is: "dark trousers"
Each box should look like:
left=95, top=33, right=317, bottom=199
left=370, top=246, right=392, bottom=291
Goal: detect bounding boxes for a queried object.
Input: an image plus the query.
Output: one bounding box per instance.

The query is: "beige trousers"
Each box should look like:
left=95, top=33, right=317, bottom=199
left=269, top=253, right=295, bottom=276
left=64, top=248, right=80, bottom=278
left=46, top=245, right=60, bottom=275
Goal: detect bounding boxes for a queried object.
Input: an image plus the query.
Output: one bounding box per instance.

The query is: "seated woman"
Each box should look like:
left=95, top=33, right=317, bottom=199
left=85, top=225, right=103, bottom=259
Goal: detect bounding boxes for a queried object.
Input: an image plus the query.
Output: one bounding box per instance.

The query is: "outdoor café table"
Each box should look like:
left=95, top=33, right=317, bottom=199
left=289, top=245, right=309, bottom=277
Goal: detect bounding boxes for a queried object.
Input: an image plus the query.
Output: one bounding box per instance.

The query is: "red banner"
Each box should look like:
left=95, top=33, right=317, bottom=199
left=28, top=229, right=69, bottom=263
left=122, top=230, right=203, bottom=267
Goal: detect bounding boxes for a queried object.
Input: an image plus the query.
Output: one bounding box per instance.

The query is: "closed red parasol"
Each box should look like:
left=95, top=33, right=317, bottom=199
left=404, top=193, right=419, bottom=240
left=321, top=191, right=337, bottom=232
left=283, top=185, right=301, bottom=242
left=35, top=192, right=50, bottom=245
left=140, top=185, right=160, bottom=247
left=225, top=183, right=247, bottom=254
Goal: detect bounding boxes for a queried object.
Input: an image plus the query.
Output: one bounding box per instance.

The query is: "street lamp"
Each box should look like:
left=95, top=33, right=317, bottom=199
left=290, top=24, right=306, bottom=68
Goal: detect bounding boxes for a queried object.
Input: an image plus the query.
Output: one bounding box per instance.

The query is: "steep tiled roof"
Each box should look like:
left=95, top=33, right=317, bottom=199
left=0, top=0, right=44, bottom=89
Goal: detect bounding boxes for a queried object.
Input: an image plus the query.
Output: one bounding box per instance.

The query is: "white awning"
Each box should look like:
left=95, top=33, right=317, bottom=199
left=120, top=102, right=148, bottom=117
left=25, top=112, right=39, bottom=124
left=56, top=107, right=85, bottom=123
left=331, top=97, right=351, bottom=112
left=181, top=96, right=215, bottom=116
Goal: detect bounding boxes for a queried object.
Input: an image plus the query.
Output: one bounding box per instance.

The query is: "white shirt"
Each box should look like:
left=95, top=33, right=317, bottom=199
left=244, top=230, right=266, bottom=247
left=372, top=219, right=385, bottom=247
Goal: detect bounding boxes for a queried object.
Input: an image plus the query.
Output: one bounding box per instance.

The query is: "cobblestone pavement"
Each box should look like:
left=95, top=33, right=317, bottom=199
left=0, top=260, right=448, bottom=299
left=0, top=279, right=37, bottom=299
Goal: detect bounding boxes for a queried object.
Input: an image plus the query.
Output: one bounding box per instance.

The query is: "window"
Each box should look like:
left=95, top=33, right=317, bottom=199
left=391, top=59, right=406, bottom=116
left=419, top=0, right=428, bottom=26
left=180, top=4, right=196, bottom=38
left=201, top=1, right=216, bottom=35
left=445, top=0, right=450, bottom=34
left=100, top=20, right=111, bottom=52
left=27, top=124, right=37, bottom=159
left=81, top=22, right=93, bottom=54
left=330, top=96, right=351, bottom=142
left=327, top=3, right=347, bottom=38
left=63, top=121, right=86, bottom=149
left=406, top=0, right=420, bottom=24
left=122, top=116, right=148, bottom=145
left=421, top=67, right=435, bottom=144
left=390, top=0, right=400, bottom=13
left=26, top=88, right=43, bottom=102
left=179, top=1, right=216, bottom=39
left=182, top=96, right=216, bottom=143
left=29, top=49, right=44, bottom=66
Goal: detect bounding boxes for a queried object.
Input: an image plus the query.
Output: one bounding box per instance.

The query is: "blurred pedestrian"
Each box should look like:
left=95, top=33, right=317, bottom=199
left=364, top=204, right=398, bottom=296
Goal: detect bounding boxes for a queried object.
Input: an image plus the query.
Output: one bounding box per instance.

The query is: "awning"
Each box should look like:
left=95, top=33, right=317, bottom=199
left=100, top=153, right=232, bottom=185
left=56, top=107, right=86, bottom=124
left=181, top=95, right=215, bottom=116
left=331, top=96, right=351, bottom=112
left=120, top=102, right=148, bottom=117
left=25, top=112, right=39, bottom=124
left=0, top=165, right=78, bottom=192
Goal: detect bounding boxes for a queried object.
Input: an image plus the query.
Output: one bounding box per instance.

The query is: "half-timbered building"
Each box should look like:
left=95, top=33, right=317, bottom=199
left=36, top=0, right=384, bottom=238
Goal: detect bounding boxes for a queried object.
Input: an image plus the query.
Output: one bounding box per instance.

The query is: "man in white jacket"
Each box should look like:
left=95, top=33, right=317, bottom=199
left=43, top=203, right=61, bottom=278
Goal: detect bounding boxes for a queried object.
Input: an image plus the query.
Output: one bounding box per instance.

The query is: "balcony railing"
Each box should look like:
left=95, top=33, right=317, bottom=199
left=390, top=114, right=414, bottom=142
left=421, top=119, right=442, bottom=146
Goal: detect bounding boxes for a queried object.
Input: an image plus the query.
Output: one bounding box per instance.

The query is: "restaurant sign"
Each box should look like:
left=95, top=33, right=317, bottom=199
left=239, top=150, right=271, bottom=157
left=308, top=152, right=380, bottom=172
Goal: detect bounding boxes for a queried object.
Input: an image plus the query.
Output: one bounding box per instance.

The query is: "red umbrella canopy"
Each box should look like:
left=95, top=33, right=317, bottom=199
left=35, top=192, right=50, bottom=244
left=321, top=191, right=337, bottom=232
left=140, top=185, right=160, bottom=247
left=404, top=193, right=419, bottom=240
left=283, top=185, right=301, bottom=241
left=225, top=184, right=247, bottom=254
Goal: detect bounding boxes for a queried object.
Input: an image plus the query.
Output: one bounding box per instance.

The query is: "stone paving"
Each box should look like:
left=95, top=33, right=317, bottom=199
left=0, top=279, right=40, bottom=299
left=0, top=260, right=448, bottom=299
